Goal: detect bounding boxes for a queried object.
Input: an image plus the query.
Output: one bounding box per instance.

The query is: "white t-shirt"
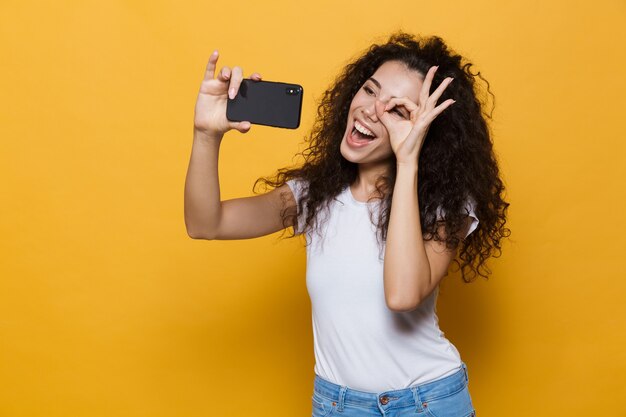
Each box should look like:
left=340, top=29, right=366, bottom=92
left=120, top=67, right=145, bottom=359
left=286, top=178, right=479, bottom=392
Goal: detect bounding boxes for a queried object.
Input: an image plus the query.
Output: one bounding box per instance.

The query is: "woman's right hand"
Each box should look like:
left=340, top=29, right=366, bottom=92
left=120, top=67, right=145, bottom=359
left=193, top=50, right=262, bottom=139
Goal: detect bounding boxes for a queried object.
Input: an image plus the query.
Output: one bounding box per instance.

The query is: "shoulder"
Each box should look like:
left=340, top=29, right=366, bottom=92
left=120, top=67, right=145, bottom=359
left=286, top=178, right=309, bottom=203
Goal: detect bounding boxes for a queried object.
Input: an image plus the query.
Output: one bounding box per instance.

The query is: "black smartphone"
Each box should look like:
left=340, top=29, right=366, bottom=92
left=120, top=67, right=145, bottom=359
left=226, top=79, right=304, bottom=129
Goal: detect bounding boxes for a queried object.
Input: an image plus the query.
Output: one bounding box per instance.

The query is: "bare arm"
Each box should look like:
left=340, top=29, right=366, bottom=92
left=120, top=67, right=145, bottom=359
left=383, top=163, right=431, bottom=311
left=383, top=163, right=471, bottom=312
left=377, top=66, right=460, bottom=312
left=184, top=130, right=296, bottom=239
left=184, top=130, right=222, bottom=239
left=184, top=50, right=296, bottom=240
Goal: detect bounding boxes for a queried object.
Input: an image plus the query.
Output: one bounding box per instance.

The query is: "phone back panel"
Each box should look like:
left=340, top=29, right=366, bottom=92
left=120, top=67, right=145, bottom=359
left=226, top=79, right=303, bottom=129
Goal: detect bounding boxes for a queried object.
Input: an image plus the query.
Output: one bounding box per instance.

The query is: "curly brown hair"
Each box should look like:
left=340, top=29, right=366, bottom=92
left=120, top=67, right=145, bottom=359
left=255, top=31, right=511, bottom=283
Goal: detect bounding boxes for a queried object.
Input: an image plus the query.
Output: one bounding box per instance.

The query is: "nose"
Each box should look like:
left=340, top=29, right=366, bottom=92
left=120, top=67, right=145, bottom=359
left=363, top=98, right=387, bottom=122
left=363, top=100, right=380, bottom=122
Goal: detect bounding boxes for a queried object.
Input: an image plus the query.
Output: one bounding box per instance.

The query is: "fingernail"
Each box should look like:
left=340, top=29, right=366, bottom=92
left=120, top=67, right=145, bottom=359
left=229, top=88, right=235, bottom=99
left=213, top=50, right=218, bottom=55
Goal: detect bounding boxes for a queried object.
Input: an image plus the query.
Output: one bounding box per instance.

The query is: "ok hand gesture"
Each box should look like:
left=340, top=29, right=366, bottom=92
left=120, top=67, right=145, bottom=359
left=375, top=66, right=455, bottom=166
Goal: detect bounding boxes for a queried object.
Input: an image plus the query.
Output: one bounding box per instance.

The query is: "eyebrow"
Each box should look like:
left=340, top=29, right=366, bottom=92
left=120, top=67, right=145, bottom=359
left=367, top=77, right=400, bottom=100
left=368, top=77, right=382, bottom=89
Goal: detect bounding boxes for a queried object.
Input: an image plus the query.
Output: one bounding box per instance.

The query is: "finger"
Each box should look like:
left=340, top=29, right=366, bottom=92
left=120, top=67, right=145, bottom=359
left=204, top=50, right=219, bottom=80
left=217, top=66, right=231, bottom=82
left=229, top=66, right=244, bottom=99
left=249, top=72, right=262, bottom=80
left=384, top=97, right=418, bottom=111
left=384, top=97, right=419, bottom=116
left=230, top=120, right=252, bottom=133
left=419, top=66, right=438, bottom=105
left=427, top=77, right=454, bottom=107
left=383, top=98, right=418, bottom=123
left=428, top=99, right=456, bottom=120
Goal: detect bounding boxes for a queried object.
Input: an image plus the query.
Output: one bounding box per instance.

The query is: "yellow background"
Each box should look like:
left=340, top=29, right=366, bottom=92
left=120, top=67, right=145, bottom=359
left=1, top=1, right=625, bottom=416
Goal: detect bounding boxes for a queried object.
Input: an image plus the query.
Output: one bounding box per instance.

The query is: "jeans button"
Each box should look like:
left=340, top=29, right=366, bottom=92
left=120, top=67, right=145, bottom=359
left=380, top=396, right=389, bottom=405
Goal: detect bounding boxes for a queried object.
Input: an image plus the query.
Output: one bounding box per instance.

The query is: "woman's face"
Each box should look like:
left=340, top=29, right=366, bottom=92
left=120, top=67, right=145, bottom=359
left=340, top=60, right=424, bottom=167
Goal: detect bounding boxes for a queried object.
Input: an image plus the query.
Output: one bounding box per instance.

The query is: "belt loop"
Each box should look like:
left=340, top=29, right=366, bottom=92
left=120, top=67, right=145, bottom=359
left=337, top=385, right=347, bottom=412
left=462, top=362, right=469, bottom=384
left=411, top=386, right=424, bottom=412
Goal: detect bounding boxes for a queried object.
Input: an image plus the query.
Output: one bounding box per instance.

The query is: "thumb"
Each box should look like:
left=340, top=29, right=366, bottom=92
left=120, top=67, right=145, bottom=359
left=231, top=121, right=252, bottom=133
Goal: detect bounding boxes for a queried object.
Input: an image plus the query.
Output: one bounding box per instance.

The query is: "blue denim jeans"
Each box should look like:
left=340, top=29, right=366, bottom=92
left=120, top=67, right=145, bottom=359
left=311, top=362, right=476, bottom=417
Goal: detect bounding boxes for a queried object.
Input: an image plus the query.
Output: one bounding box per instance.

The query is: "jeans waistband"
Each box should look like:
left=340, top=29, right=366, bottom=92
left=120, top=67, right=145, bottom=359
left=313, top=362, right=469, bottom=412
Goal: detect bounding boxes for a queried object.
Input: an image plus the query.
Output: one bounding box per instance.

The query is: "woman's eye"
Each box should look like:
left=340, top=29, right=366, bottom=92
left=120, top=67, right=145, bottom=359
left=364, top=86, right=374, bottom=95
left=393, top=108, right=406, bottom=117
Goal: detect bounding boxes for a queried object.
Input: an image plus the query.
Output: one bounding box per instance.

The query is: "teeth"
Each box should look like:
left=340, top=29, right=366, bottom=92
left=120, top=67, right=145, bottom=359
left=354, top=120, right=375, bottom=137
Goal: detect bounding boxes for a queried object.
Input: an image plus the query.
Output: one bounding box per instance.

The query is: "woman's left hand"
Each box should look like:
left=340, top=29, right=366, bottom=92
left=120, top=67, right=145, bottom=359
left=375, top=66, right=455, bottom=166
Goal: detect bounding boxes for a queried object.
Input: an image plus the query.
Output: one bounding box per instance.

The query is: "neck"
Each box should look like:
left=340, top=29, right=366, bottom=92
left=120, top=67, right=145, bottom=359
left=352, top=159, right=394, bottom=198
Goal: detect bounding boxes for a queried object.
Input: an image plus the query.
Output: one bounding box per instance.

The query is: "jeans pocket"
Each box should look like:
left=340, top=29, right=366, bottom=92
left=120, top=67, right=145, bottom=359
left=311, top=392, right=337, bottom=417
left=312, top=394, right=326, bottom=417
left=423, top=384, right=475, bottom=417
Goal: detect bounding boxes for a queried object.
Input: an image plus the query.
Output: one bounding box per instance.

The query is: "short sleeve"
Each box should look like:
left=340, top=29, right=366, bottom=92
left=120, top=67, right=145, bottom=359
left=435, top=197, right=479, bottom=239
left=463, top=196, right=479, bottom=238
left=286, top=178, right=308, bottom=235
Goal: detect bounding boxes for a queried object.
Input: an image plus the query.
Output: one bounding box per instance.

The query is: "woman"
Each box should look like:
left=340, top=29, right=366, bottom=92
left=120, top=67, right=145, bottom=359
left=185, top=32, right=510, bottom=417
